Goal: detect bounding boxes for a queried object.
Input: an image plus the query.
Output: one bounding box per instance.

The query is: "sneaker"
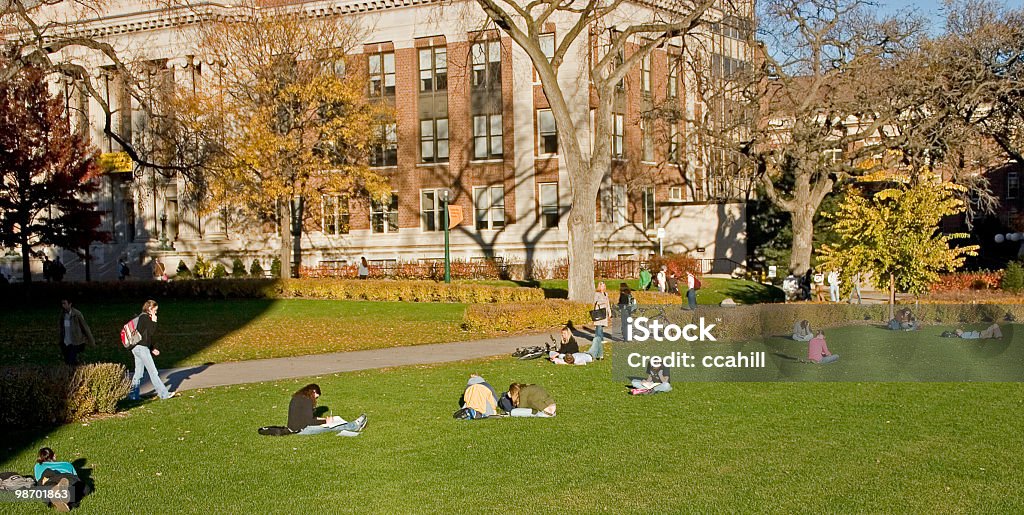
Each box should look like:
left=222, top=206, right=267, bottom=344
left=51, top=477, right=70, bottom=512
left=161, top=391, right=179, bottom=400
left=354, top=414, right=368, bottom=432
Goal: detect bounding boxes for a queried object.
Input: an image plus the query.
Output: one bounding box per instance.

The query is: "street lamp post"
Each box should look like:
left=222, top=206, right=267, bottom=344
left=441, top=189, right=451, bottom=284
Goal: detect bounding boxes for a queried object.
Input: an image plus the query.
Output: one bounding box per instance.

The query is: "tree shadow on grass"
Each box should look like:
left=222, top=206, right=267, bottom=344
left=719, top=282, right=785, bottom=304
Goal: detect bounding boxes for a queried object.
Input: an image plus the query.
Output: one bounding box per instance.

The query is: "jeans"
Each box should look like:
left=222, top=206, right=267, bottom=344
left=848, top=285, right=861, bottom=304
left=130, top=345, right=171, bottom=400
left=590, top=326, right=605, bottom=359
left=829, top=284, right=840, bottom=302
left=816, top=354, right=839, bottom=364
left=686, top=288, right=697, bottom=310
left=631, top=379, right=672, bottom=392
left=60, top=344, right=84, bottom=365
left=510, top=407, right=554, bottom=417
left=297, top=420, right=361, bottom=435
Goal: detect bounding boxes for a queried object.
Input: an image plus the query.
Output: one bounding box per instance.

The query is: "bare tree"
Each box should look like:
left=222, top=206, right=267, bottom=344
left=471, top=0, right=737, bottom=300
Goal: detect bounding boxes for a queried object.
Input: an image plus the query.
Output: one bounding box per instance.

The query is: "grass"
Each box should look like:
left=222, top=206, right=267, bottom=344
left=464, top=277, right=784, bottom=304
left=1, top=353, right=1022, bottom=513
left=0, top=299, right=480, bottom=368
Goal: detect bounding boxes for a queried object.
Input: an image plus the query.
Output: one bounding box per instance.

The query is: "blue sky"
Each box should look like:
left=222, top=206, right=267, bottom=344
left=875, top=0, right=1024, bottom=31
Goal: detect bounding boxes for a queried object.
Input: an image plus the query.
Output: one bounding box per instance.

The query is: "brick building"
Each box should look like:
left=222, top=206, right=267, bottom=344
left=3, top=0, right=750, bottom=280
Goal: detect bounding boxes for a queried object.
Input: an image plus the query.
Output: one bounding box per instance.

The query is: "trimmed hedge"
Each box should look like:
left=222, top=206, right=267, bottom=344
left=463, top=300, right=591, bottom=333
left=0, top=278, right=543, bottom=306
left=0, top=363, right=131, bottom=428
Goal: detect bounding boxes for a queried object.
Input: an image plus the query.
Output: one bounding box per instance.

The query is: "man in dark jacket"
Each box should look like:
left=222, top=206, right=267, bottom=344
left=58, top=300, right=94, bottom=365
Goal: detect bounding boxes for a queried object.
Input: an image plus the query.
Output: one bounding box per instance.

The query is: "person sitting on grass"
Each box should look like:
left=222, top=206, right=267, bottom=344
left=555, top=325, right=579, bottom=355
left=35, top=447, right=89, bottom=512
left=507, top=383, right=556, bottom=417
left=287, top=383, right=367, bottom=436
left=888, top=308, right=920, bottom=331
left=549, top=351, right=594, bottom=365
left=807, top=331, right=839, bottom=364
left=630, top=362, right=672, bottom=394
left=455, top=374, right=499, bottom=419
left=792, top=320, right=814, bottom=342
left=955, top=324, right=1004, bottom=339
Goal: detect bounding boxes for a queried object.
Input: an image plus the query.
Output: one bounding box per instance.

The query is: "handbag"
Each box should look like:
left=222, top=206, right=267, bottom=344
left=589, top=299, right=607, bottom=322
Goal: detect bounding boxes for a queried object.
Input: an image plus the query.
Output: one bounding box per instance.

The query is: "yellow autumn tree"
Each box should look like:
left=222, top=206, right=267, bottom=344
left=173, top=1, right=391, bottom=277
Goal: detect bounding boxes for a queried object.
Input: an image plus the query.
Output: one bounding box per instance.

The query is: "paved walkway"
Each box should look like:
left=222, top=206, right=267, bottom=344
left=143, top=332, right=555, bottom=394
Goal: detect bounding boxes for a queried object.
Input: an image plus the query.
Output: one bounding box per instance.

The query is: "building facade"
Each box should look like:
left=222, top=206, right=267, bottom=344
left=5, top=0, right=750, bottom=280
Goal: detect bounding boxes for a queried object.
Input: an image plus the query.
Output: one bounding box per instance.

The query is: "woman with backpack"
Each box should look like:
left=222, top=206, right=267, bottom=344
left=288, top=383, right=367, bottom=435
left=128, top=300, right=175, bottom=401
left=507, top=383, right=556, bottom=417
left=618, top=283, right=636, bottom=341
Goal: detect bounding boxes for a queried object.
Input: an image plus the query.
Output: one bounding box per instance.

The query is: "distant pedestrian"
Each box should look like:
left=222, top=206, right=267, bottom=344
left=827, top=270, right=841, bottom=302
left=42, top=255, right=53, bottom=282
left=848, top=272, right=862, bottom=304
left=656, top=266, right=667, bottom=293
left=128, top=300, right=176, bottom=400
left=58, top=299, right=94, bottom=365
left=118, top=258, right=130, bottom=281
left=812, top=270, right=825, bottom=302
left=618, top=283, right=636, bottom=340
left=153, top=259, right=167, bottom=281
left=358, top=257, right=369, bottom=280
left=638, top=265, right=652, bottom=291
left=52, top=257, right=65, bottom=282
left=589, top=282, right=611, bottom=359
left=685, top=271, right=697, bottom=310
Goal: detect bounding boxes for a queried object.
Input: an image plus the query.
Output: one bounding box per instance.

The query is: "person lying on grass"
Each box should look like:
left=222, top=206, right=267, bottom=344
left=288, top=383, right=367, bottom=436
left=35, top=447, right=90, bottom=512
left=954, top=324, right=1004, bottom=340
left=507, top=383, right=556, bottom=417
left=455, top=374, right=499, bottom=419
left=808, top=331, right=839, bottom=364
left=630, top=362, right=672, bottom=394
left=549, top=351, right=594, bottom=365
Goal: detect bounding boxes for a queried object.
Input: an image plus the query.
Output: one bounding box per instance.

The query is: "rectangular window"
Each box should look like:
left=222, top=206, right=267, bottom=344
left=669, top=186, right=683, bottom=201
left=642, top=186, right=656, bottom=229
left=473, top=114, right=503, bottom=160
left=420, top=118, right=449, bottom=163
left=474, top=185, right=505, bottom=230
left=540, top=34, right=555, bottom=62
left=1009, top=171, right=1019, bottom=200
left=641, top=54, right=651, bottom=94
left=823, top=149, right=842, bottom=164
left=368, top=52, right=395, bottom=97
left=420, top=189, right=444, bottom=232
left=612, top=114, right=624, bottom=159
left=370, top=123, right=398, bottom=167
left=539, top=182, right=559, bottom=228
left=471, top=40, right=501, bottom=90
left=370, top=193, right=399, bottom=234
left=322, top=195, right=350, bottom=235
left=601, top=184, right=627, bottom=226
left=419, top=47, right=448, bottom=93
left=538, top=109, right=558, bottom=155
left=668, top=61, right=678, bottom=99
left=669, top=125, right=682, bottom=164
left=641, top=118, right=654, bottom=162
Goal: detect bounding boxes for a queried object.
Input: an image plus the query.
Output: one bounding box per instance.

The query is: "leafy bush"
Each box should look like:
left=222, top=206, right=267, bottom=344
left=463, top=300, right=590, bottom=332
left=930, top=270, right=1003, bottom=292
left=646, top=253, right=701, bottom=280
left=250, top=259, right=265, bottom=278
left=269, top=279, right=544, bottom=303
left=0, top=363, right=131, bottom=428
left=270, top=257, right=282, bottom=278
left=193, top=256, right=212, bottom=279
left=213, top=263, right=228, bottom=279
left=176, top=259, right=192, bottom=279
left=1002, top=262, right=1024, bottom=293
left=231, top=258, right=247, bottom=278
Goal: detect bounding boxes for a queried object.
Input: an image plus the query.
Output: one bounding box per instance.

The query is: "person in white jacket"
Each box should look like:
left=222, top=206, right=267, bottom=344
left=656, top=266, right=667, bottom=293
left=827, top=270, right=841, bottom=302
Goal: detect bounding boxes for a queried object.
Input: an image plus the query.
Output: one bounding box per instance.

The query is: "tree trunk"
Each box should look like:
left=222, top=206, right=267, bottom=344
left=567, top=179, right=597, bottom=302
left=278, top=197, right=292, bottom=280
left=20, top=238, right=31, bottom=284
left=889, top=273, right=895, bottom=321
left=789, top=205, right=815, bottom=276
left=291, top=197, right=304, bottom=278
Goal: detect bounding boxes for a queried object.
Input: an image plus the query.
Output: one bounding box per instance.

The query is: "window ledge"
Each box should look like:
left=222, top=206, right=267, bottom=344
left=417, top=162, right=450, bottom=167
left=469, top=159, right=505, bottom=164
left=369, top=165, right=399, bottom=170
left=536, top=154, right=559, bottom=159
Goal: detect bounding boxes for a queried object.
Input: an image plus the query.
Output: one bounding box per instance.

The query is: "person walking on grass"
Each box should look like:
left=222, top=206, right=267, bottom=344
left=128, top=300, right=176, bottom=401
left=589, top=282, right=611, bottom=359
left=618, top=283, right=636, bottom=341
left=58, top=299, right=94, bottom=366
left=685, top=271, right=698, bottom=310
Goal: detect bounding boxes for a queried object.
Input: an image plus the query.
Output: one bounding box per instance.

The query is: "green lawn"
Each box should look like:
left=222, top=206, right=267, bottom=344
left=464, top=277, right=783, bottom=304
left=0, top=299, right=480, bottom=368
left=1, top=354, right=1021, bottom=513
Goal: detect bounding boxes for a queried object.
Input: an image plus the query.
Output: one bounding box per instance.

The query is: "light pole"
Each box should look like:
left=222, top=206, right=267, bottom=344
left=441, top=189, right=451, bottom=284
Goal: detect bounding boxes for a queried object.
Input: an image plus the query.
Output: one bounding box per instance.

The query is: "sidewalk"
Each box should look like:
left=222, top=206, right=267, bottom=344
left=143, top=332, right=555, bottom=394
